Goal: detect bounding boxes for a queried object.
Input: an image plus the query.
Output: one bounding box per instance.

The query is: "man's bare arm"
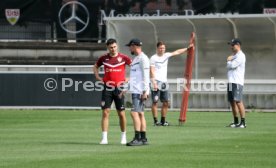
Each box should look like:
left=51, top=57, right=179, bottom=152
left=93, top=64, right=103, bottom=81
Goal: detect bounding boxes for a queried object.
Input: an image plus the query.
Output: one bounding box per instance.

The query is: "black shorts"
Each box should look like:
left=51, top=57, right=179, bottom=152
left=151, top=82, right=169, bottom=103
left=227, top=83, right=243, bottom=103
left=101, top=85, right=125, bottom=111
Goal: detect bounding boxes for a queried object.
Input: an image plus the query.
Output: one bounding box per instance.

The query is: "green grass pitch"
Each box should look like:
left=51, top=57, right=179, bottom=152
left=0, top=109, right=276, bottom=168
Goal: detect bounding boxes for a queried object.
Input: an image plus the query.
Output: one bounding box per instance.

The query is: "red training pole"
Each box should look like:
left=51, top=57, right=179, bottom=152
left=179, top=32, right=196, bottom=125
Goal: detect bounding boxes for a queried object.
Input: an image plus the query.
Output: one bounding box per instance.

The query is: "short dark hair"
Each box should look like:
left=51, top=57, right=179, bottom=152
left=157, top=41, right=166, bottom=48
left=106, top=38, right=117, bottom=46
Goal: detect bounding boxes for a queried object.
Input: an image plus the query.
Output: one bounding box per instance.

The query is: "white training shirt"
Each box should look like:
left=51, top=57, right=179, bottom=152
left=150, top=52, right=172, bottom=82
left=227, top=50, right=246, bottom=86
left=129, top=52, right=150, bottom=94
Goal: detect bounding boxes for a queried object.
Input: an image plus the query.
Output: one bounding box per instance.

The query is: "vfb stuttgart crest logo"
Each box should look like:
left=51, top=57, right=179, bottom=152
left=5, top=9, right=20, bottom=25
left=117, top=57, right=122, bottom=62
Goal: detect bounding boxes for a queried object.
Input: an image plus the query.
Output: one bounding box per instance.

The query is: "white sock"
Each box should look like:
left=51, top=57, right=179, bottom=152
left=102, top=131, right=108, bottom=141
left=121, top=132, right=127, bottom=144
left=99, top=132, right=108, bottom=144
left=121, top=132, right=126, bottom=138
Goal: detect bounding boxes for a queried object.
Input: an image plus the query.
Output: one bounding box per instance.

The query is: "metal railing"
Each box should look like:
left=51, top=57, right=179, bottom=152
left=0, top=65, right=104, bottom=74
left=0, top=65, right=275, bottom=110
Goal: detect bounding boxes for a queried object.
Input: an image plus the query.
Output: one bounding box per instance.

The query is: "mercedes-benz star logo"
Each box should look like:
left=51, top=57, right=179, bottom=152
left=58, top=1, right=90, bottom=34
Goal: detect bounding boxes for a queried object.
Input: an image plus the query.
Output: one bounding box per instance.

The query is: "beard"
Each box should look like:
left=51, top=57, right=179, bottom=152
left=131, top=51, right=135, bottom=55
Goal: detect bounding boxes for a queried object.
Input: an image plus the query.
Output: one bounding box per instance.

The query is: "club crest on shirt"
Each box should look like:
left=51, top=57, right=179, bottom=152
left=117, top=57, right=122, bottom=62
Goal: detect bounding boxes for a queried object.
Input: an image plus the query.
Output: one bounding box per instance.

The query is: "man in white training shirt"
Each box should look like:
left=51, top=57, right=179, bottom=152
left=150, top=41, right=192, bottom=126
left=126, top=38, right=150, bottom=146
left=226, top=38, right=246, bottom=128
